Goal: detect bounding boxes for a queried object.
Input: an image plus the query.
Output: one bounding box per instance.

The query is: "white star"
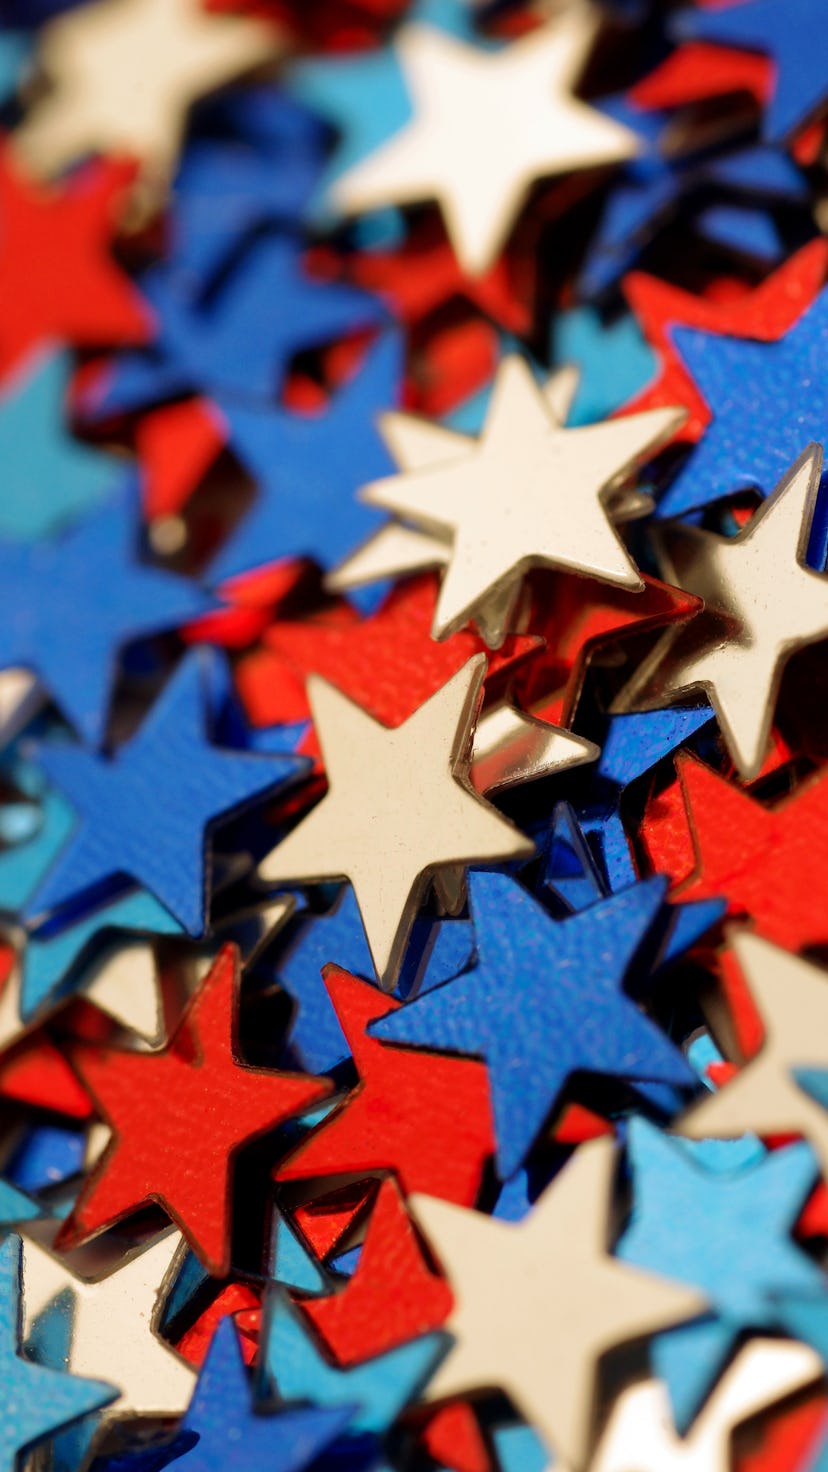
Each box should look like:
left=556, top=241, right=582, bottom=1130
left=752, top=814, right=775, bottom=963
left=360, top=355, right=682, bottom=642
left=15, top=0, right=280, bottom=190
left=258, top=656, right=532, bottom=987
left=334, top=7, right=641, bottom=274
left=618, top=444, right=828, bottom=779
left=411, top=1137, right=706, bottom=1467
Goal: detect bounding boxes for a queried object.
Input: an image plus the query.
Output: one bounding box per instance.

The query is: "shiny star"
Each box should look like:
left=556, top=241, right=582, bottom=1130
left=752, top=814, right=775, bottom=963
left=619, top=445, right=828, bottom=779
left=259, top=656, right=532, bottom=987
left=333, top=7, right=641, bottom=274
left=361, top=355, right=683, bottom=642
left=680, top=930, right=828, bottom=1176
left=410, top=1137, right=706, bottom=1467
left=15, top=0, right=281, bottom=190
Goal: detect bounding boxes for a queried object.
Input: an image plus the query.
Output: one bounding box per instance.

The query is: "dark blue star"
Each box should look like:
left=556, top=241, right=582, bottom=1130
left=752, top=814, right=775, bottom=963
left=0, top=1233, right=116, bottom=1472
left=24, top=652, right=307, bottom=935
left=677, top=0, right=828, bottom=142
left=0, top=479, right=213, bottom=746
left=658, top=285, right=828, bottom=517
left=209, top=334, right=401, bottom=582
left=372, top=872, right=697, bottom=1179
left=92, top=230, right=382, bottom=419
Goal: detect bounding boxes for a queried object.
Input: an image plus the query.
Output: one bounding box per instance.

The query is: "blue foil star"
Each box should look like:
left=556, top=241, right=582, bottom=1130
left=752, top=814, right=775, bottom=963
left=658, top=285, right=828, bottom=518
left=210, top=334, right=401, bottom=582
left=24, top=652, right=307, bottom=935
left=620, top=1121, right=822, bottom=1429
left=0, top=1234, right=116, bottom=1472
left=372, top=872, right=697, bottom=1179
left=0, top=479, right=213, bottom=746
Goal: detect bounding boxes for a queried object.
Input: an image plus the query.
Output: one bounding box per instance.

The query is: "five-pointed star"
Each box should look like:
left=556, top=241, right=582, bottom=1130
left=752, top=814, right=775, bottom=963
left=21, top=1227, right=196, bottom=1422
left=15, top=0, right=281, bottom=188
left=55, top=945, right=329, bottom=1276
left=410, top=1137, right=707, bottom=1468
left=680, top=929, right=828, bottom=1176
left=360, top=355, right=683, bottom=643
left=618, top=446, right=828, bottom=779
left=332, top=8, right=641, bottom=274
left=258, top=656, right=532, bottom=987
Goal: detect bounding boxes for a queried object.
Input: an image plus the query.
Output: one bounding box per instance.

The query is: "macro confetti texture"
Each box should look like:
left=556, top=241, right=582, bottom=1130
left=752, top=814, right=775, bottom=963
left=0, top=0, right=826, bottom=1469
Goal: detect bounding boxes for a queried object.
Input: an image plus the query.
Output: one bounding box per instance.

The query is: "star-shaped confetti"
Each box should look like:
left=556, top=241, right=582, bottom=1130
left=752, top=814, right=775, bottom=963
left=26, top=651, right=307, bottom=934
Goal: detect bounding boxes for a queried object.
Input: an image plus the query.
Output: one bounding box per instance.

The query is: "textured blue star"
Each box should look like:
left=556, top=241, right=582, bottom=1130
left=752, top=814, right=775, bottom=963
left=677, top=0, right=828, bottom=142
left=657, top=284, right=828, bottom=518
left=209, top=333, right=401, bottom=582
left=0, top=1234, right=116, bottom=1472
left=0, top=352, right=115, bottom=541
left=372, top=872, right=697, bottom=1179
left=619, top=1119, right=821, bottom=1429
left=259, top=1292, right=445, bottom=1434
left=273, top=885, right=474, bottom=1074
left=24, top=652, right=307, bottom=935
left=0, top=479, right=213, bottom=746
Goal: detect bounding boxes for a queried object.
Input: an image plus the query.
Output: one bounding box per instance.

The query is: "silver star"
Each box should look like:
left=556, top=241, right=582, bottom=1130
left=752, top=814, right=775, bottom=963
left=410, top=1137, right=706, bottom=1468
left=471, top=701, right=597, bottom=796
left=680, top=929, right=828, bottom=1174
left=616, top=445, right=828, bottom=780
left=15, top=0, right=280, bottom=191
left=586, top=1339, right=822, bottom=1472
left=332, top=6, right=641, bottom=274
left=359, top=355, right=683, bottom=644
left=258, top=656, right=532, bottom=988
left=21, top=1226, right=195, bottom=1423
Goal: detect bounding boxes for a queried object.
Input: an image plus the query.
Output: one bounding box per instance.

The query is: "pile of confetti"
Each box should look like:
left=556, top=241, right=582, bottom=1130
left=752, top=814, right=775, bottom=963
left=2, top=0, right=828, bottom=1467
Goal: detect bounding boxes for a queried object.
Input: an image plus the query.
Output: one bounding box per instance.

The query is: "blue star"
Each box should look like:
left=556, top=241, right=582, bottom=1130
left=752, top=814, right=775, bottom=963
left=0, top=353, right=115, bottom=541
left=0, top=749, right=75, bottom=915
left=658, top=285, right=828, bottom=518
left=0, top=1234, right=115, bottom=1472
left=93, top=230, right=382, bottom=420
left=24, top=652, right=307, bottom=935
left=272, top=885, right=474, bottom=1073
left=259, top=1292, right=445, bottom=1434
left=176, top=1317, right=353, bottom=1472
left=549, top=306, right=657, bottom=423
left=21, top=887, right=182, bottom=1021
left=619, top=1120, right=821, bottom=1430
left=372, top=872, right=697, bottom=1179
left=209, top=334, right=401, bottom=582
left=0, top=479, right=213, bottom=746
left=677, top=0, right=828, bottom=142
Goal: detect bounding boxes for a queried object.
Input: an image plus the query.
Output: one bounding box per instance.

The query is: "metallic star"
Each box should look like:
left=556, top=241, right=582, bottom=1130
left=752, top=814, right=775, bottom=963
left=359, top=355, right=683, bottom=644
left=332, top=6, right=641, bottom=274
left=15, top=0, right=281, bottom=193
left=410, top=1137, right=707, bottom=1467
left=585, top=1339, right=822, bottom=1472
left=680, top=929, right=828, bottom=1175
left=21, top=1226, right=196, bottom=1424
left=258, top=656, right=532, bottom=988
left=617, top=444, right=828, bottom=779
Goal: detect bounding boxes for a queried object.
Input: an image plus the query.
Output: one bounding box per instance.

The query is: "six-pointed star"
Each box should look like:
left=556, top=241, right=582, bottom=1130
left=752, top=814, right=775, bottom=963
left=258, top=655, right=532, bottom=987
left=360, top=354, right=683, bottom=643
left=617, top=445, right=828, bottom=779
left=410, top=1136, right=707, bottom=1468
left=680, top=929, right=828, bottom=1176
left=333, top=7, right=642, bottom=274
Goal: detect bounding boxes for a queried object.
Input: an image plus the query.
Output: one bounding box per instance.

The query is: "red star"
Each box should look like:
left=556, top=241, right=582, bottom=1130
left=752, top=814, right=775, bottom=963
left=135, top=397, right=226, bottom=522
left=630, top=41, right=773, bottom=113
left=176, top=1281, right=261, bottom=1367
left=514, top=571, right=700, bottom=725
left=236, top=574, right=541, bottom=738
left=57, top=945, right=329, bottom=1276
left=0, top=148, right=150, bottom=384
left=642, top=754, right=828, bottom=952
left=620, top=240, right=828, bottom=443
left=418, top=1406, right=492, bottom=1472
left=734, top=1394, right=828, bottom=1471
left=277, top=964, right=496, bottom=1206
left=302, top=1178, right=451, bottom=1363
left=293, top=1180, right=376, bottom=1260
